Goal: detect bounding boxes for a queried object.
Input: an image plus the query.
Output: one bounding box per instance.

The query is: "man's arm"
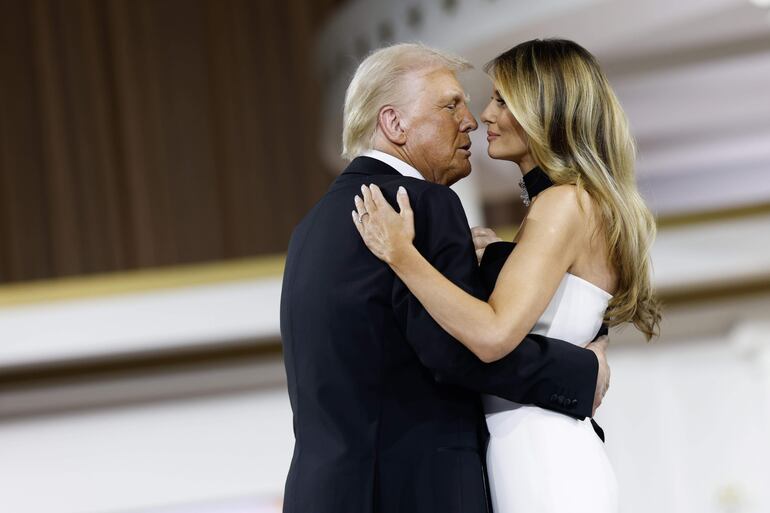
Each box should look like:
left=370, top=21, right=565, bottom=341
left=390, top=185, right=598, bottom=419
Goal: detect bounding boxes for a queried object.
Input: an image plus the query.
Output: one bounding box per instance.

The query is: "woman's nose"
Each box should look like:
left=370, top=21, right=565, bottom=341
left=480, top=102, right=494, bottom=125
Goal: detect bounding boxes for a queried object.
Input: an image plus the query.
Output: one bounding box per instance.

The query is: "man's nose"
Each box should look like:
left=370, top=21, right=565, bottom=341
left=461, top=108, right=478, bottom=133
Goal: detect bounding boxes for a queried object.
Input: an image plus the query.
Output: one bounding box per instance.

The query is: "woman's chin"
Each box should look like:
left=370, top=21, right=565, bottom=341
left=486, top=147, right=515, bottom=162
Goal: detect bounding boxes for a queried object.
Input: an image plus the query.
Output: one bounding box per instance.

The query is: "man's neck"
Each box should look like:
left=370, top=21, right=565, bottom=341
left=363, top=148, right=427, bottom=182
left=370, top=145, right=431, bottom=182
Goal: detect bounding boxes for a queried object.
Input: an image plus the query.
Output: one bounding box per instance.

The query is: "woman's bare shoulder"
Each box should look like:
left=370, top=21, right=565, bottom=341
left=528, top=184, right=594, bottom=225
left=536, top=186, right=616, bottom=289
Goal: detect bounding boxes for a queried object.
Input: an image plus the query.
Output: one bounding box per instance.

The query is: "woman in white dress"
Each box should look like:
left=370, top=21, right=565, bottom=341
left=350, top=39, right=661, bottom=512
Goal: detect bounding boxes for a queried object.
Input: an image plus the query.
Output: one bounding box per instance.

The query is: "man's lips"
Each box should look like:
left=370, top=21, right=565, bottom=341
left=459, top=142, right=472, bottom=156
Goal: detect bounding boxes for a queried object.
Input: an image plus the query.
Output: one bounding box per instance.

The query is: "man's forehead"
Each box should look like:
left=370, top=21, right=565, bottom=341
left=413, top=67, right=467, bottom=96
left=419, top=66, right=461, bottom=83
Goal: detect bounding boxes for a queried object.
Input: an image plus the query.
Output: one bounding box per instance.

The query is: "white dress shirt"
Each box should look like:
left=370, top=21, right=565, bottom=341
left=361, top=149, right=425, bottom=181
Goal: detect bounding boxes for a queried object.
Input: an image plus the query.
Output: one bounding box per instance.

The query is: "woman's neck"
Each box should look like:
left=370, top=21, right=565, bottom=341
left=517, top=155, right=537, bottom=175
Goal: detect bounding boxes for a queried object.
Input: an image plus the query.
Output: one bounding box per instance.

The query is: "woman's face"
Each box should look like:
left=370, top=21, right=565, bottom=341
left=480, top=87, right=530, bottom=164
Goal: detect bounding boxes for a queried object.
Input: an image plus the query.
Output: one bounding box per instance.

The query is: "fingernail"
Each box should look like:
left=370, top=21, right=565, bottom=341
left=398, top=186, right=406, bottom=194
left=361, top=185, right=366, bottom=192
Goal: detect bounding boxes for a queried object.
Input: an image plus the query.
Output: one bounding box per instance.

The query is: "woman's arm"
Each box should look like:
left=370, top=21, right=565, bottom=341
left=353, top=183, right=584, bottom=363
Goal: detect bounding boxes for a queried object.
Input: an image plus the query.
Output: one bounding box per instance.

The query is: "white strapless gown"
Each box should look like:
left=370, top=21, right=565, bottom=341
left=484, top=273, right=618, bottom=513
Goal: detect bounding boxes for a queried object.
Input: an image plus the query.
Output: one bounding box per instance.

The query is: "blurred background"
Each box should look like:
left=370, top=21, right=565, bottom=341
left=1, top=0, right=769, bottom=512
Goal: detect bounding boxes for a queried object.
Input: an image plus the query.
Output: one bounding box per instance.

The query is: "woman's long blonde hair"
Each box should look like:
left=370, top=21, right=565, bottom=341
left=487, top=39, right=661, bottom=340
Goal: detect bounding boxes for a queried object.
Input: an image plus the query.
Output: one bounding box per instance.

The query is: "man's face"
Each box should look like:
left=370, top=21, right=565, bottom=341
left=400, top=68, right=478, bottom=186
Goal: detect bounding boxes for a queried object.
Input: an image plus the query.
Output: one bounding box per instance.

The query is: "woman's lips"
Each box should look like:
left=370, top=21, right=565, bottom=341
left=487, top=131, right=500, bottom=142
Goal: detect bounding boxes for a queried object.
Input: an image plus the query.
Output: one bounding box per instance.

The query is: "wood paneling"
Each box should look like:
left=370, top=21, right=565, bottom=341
left=0, top=0, right=346, bottom=284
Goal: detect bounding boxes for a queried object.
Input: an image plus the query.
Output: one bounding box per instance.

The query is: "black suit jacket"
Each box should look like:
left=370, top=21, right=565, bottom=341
left=280, top=156, right=598, bottom=513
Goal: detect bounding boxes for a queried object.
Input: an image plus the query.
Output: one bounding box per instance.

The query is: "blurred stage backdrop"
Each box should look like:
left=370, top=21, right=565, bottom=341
left=1, top=0, right=770, bottom=512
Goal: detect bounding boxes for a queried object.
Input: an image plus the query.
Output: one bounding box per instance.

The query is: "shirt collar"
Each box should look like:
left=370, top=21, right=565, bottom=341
left=361, top=149, right=425, bottom=181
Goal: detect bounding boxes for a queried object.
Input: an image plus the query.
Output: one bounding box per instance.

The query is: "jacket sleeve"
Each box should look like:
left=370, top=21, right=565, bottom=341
left=391, top=185, right=598, bottom=419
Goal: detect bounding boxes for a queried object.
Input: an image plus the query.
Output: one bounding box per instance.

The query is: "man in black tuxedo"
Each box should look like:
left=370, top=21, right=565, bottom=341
left=280, top=43, right=610, bottom=513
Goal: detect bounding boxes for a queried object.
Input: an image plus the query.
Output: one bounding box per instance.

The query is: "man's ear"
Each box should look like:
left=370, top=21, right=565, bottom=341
left=377, top=106, right=408, bottom=145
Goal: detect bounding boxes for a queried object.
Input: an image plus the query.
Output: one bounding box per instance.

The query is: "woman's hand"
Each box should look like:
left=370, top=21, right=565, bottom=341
left=471, top=226, right=502, bottom=263
left=352, top=184, right=415, bottom=265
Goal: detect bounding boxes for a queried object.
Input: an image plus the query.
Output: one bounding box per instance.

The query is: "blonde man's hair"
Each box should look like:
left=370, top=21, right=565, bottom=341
left=486, top=39, right=662, bottom=340
left=342, top=43, right=471, bottom=160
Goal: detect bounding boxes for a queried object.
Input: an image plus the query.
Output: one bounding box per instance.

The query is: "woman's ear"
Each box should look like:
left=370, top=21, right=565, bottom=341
left=377, top=106, right=408, bottom=146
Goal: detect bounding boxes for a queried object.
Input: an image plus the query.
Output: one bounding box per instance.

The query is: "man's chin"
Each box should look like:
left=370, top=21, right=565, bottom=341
left=445, top=164, right=472, bottom=186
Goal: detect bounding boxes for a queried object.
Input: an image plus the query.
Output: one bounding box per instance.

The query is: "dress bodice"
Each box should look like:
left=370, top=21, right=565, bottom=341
left=530, top=272, right=612, bottom=346
left=483, top=272, right=612, bottom=414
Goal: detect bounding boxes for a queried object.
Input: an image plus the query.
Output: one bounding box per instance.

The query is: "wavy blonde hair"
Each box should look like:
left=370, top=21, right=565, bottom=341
left=487, top=39, right=661, bottom=340
left=341, top=43, right=471, bottom=160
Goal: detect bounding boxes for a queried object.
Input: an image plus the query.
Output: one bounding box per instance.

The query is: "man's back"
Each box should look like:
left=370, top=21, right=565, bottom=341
left=281, top=157, right=489, bottom=513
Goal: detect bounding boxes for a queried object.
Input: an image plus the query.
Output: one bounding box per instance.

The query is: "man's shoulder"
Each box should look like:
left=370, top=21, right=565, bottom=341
left=406, top=183, right=470, bottom=252
left=348, top=173, right=461, bottom=209
left=401, top=181, right=462, bottom=209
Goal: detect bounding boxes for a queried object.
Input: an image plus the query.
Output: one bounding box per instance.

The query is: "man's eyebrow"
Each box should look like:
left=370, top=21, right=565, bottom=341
left=443, top=91, right=471, bottom=103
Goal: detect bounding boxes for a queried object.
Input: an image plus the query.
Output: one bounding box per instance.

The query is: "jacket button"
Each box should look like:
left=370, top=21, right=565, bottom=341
left=571, top=399, right=578, bottom=409
left=550, top=393, right=558, bottom=403
left=557, top=395, right=565, bottom=405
